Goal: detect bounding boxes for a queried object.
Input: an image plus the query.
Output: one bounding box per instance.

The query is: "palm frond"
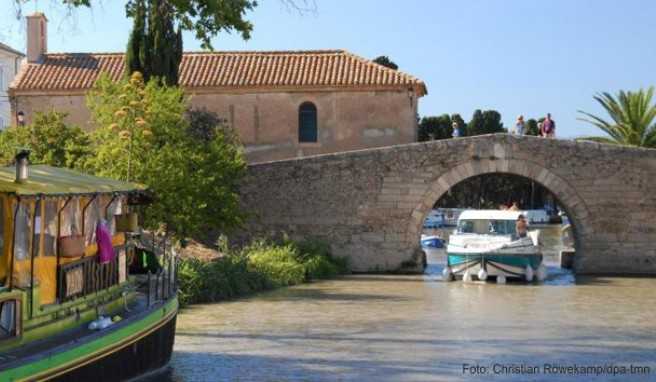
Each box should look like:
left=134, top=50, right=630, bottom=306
left=578, top=86, right=656, bottom=148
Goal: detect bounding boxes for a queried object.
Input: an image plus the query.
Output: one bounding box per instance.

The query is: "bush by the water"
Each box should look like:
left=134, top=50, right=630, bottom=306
left=177, top=238, right=348, bottom=306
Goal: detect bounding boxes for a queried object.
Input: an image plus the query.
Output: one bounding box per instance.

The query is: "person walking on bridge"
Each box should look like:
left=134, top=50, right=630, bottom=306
left=452, top=121, right=462, bottom=138
left=541, top=113, right=556, bottom=138
left=514, top=115, right=525, bottom=135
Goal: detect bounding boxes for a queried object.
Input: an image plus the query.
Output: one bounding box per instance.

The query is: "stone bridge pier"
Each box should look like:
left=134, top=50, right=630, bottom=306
left=239, top=134, right=656, bottom=274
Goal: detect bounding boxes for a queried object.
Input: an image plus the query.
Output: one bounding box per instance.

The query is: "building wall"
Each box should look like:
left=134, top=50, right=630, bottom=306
left=12, top=88, right=419, bottom=162
left=0, top=52, right=23, bottom=130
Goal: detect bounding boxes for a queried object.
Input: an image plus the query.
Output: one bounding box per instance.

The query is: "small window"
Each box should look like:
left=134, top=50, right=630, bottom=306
left=14, top=203, right=31, bottom=261
left=84, top=198, right=100, bottom=246
left=43, top=201, right=57, bottom=257
left=298, top=102, right=318, bottom=143
left=0, top=299, right=19, bottom=340
left=61, top=199, right=81, bottom=237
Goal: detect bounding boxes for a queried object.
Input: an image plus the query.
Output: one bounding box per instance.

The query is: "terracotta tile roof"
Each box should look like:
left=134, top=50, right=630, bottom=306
left=10, top=50, right=427, bottom=96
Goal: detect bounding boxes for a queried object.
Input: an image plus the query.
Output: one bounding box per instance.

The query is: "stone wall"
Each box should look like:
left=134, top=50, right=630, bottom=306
left=239, top=134, right=656, bottom=274
left=12, top=88, right=418, bottom=163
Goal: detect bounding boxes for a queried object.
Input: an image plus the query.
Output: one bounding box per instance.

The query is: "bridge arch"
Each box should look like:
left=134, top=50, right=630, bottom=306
left=407, top=159, right=592, bottom=258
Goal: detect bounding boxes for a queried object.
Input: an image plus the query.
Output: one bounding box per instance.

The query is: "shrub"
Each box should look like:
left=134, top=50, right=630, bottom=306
left=176, top=238, right=349, bottom=306
left=246, top=241, right=306, bottom=287
left=0, top=110, right=91, bottom=167
left=293, top=238, right=349, bottom=279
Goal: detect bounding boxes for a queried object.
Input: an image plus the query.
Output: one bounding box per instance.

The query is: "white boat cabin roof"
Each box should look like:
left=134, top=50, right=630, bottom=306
left=457, top=209, right=524, bottom=222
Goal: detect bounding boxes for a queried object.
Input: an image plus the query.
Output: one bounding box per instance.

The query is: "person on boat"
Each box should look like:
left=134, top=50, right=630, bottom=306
left=516, top=215, right=528, bottom=238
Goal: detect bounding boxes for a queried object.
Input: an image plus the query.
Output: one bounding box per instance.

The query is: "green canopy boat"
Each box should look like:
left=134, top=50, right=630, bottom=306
left=0, top=152, right=178, bottom=381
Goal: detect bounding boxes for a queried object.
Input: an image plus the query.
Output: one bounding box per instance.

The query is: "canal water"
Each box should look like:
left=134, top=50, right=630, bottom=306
left=146, top=225, right=656, bottom=381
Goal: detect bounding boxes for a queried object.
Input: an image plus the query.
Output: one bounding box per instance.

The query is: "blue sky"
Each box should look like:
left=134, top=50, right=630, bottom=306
left=2, top=0, right=655, bottom=138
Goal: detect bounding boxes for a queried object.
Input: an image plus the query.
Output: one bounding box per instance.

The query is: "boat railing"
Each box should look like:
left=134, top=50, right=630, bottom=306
left=141, top=236, right=178, bottom=307
left=57, top=249, right=123, bottom=303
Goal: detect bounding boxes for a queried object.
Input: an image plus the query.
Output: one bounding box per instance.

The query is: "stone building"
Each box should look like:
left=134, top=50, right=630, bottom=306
left=9, top=13, right=427, bottom=162
left=0, top=42, right=24, bottom=129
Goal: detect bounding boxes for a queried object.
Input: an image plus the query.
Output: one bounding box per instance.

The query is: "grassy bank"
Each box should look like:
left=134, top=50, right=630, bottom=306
left=177, top=238, right=348, bottom=306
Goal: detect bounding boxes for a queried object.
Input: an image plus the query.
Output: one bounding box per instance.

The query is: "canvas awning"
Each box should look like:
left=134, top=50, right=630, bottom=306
left=0, top=165, right=146, bottom=196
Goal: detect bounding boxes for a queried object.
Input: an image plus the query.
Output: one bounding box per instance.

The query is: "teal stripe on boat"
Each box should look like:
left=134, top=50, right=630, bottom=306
left=448, top=253, right=542, bottom=269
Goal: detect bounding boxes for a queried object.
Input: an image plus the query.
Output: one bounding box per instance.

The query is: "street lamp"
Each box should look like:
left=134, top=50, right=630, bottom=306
left=16, top=111, right=25, bottom=126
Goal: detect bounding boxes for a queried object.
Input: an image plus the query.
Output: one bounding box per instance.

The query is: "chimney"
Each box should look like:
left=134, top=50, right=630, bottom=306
left=15, top=149, right=30, bottom=183
left=26, top=12, right=48, bottom=63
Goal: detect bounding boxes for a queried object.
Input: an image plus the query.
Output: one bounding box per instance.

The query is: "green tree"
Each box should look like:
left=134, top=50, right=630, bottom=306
left=372, top=55, right=398, bottom=70
left=125, top=0, right=183, bottom=85
left=0, top=111, right=91, bottom=167
left=467, top=109, right=505, bottom=136
left=126, top=0, right=148, bottom=78
left=577, top=87, right=656, bottom=147
left=15, top=0, right=257, bottom=50
left=418, top=114, right=452, bottom=141
left=525, top=118, right=540, bottom=136
left=85, top=72, right=246, bottom=238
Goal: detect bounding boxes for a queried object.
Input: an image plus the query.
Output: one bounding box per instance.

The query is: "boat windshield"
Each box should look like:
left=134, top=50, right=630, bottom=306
left=457, top=219, right=516, bottom=235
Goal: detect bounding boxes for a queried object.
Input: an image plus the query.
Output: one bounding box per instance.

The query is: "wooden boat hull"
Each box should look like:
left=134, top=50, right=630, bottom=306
left=0, top=297, right=177, bottom=382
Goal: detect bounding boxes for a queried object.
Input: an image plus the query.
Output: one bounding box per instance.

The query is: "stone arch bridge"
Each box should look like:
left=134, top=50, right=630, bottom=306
left=239, top=134, right=656, bottom=274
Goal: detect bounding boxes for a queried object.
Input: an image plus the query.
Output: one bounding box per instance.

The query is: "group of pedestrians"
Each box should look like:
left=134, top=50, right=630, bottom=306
left=451, top=114, right=556, bottom=138
left=513, top=113, right=556, bottom=138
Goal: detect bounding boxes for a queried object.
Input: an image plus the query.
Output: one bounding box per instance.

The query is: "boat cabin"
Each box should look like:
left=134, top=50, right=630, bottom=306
left=0, top=152, right=146, bottom=345
left=455, top=210, right=526, bottom=236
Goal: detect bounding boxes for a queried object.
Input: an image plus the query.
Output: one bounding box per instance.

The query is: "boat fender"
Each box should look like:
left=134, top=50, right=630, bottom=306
left=536, top=264, right=547, bottom=282
left=496, top=275, right=506, bottom=284
left=477, top=269, right=488, bottom=281
left=525, top=266, right=534, bottom=282
left=463, top=270, right=472, bottom=283
left=88, top=320, right=99, bottom=330
left=442, top=266, right=454, bottom=282
left=98, top=317, right=113, bottom=330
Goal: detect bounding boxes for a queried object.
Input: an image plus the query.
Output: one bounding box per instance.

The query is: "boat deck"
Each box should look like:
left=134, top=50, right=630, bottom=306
left=0, top=292, right=168, bottom=370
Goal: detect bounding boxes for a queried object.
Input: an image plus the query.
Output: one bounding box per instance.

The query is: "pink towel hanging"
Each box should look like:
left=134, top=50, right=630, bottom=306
left=96, top=220, right=115, bottom=264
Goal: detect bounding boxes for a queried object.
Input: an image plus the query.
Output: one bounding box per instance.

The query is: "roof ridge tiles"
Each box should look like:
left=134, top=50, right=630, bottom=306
left=12, top=49, right=427, bottom=96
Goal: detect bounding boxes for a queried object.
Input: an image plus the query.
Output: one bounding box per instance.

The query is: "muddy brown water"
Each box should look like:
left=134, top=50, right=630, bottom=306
left=142, top=225, right=656, bottom=381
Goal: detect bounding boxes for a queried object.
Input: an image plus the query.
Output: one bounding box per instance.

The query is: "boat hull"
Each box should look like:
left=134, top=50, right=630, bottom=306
left=0, top=297, right=178, bottom=382
left=448, top=253, right=543, bottom=279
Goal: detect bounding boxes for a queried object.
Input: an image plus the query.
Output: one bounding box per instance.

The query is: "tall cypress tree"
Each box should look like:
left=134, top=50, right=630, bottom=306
left=126, top=0, right=183, bottom=86
left=126, top=0, right=147, bottom=78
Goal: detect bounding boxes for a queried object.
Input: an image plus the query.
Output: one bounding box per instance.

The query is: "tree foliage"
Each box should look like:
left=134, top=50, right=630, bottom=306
left=126, top=0, right=184, bottom=85
left=372, top=55, right=398, bottom=70
left=525, top=118, right=540, bottom=136
left=85, top=72, right=246, bottom=238
left=14, top=0, right=257, bottom=50
left=466, top=109, right=505, bottom=136
left=577, top=87, right=656, bottom=147
left=0, top=111, right=91, bottom=167
left=418, top=114, right=453, bottom=141
left=436, top=173, right=552, bottom=210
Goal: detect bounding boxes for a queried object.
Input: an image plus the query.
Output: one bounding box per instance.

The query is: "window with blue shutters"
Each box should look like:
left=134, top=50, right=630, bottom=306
left=298, top=102, right=318, bottom=143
